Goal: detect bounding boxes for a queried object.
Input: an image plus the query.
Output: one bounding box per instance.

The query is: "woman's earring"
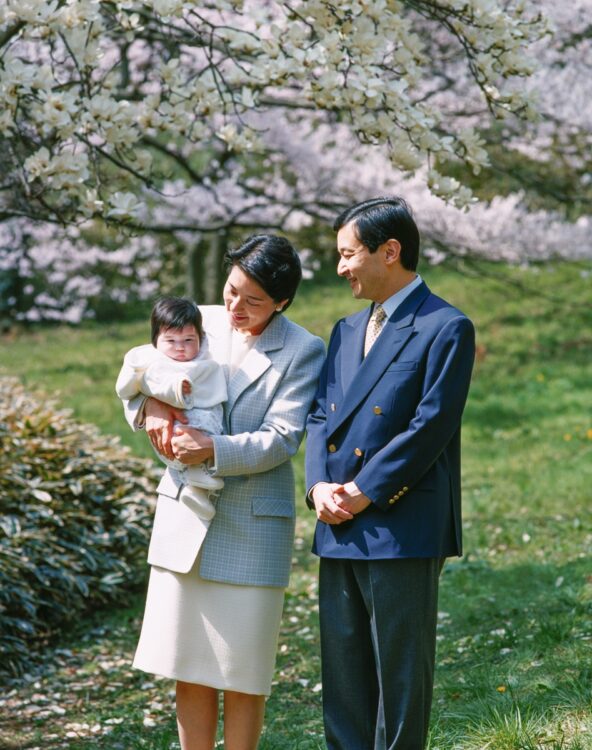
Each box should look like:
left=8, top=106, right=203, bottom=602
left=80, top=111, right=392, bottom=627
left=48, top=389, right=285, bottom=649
left=276, top=306, right=283, bottom=312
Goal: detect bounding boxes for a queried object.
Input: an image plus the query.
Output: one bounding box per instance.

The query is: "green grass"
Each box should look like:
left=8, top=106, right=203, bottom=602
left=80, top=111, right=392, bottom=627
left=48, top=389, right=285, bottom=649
left=1, top=260, right=591, bottom=749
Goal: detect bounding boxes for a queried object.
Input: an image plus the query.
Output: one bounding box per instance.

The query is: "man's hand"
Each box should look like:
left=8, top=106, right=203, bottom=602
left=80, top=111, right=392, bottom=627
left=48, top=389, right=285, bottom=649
left=145, top=397, right=187, bottom=460
left=171, top=427, right=214, bottom=465
left=334, top=481, right=372, bottom=515
left=181, top=379, right=192, bottom=396
left=312, top=482, right=354, bottom=525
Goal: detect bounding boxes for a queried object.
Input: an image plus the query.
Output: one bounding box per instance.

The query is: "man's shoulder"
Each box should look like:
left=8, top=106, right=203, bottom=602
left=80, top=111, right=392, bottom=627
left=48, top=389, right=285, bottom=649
left=337, top=307, right=367, bottom=329
left=419, top=290, right=472, bottom=326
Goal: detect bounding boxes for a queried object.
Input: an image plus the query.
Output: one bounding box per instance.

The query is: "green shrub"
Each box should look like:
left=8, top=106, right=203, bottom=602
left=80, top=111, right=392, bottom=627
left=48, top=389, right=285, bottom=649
left=0, top=377, right=157, bottom=676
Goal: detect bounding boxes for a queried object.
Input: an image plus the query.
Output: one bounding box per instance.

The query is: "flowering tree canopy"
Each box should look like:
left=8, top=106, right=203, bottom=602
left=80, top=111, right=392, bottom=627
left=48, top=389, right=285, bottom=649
left=1, top=0, right=549, bottom=223
left=1, top=1, right=590, bottom=324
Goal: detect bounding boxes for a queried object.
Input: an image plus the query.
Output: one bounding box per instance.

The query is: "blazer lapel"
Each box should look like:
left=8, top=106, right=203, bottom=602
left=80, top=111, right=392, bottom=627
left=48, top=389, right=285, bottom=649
left=203, top=311, right=233, bottom=376
left=332, top=282, right=430, bottom=432
left=340, top=307, right=370, bottom=394
left=227, top=314, right=287, bottom=412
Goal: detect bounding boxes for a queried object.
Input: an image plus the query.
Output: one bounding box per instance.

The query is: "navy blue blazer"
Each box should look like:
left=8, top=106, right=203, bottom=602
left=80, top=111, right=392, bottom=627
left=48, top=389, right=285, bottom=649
left=305, top=281, right=475, bottom=560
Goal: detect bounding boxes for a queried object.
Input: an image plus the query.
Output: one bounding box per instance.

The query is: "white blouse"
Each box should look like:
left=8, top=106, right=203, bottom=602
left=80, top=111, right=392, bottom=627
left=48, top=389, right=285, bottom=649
left=228, top=328, right=260, bottom=377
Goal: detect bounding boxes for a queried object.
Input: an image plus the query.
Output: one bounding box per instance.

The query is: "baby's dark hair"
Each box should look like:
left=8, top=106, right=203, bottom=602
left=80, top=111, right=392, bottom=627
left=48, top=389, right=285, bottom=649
left=150, top=296, right=203, bottom=346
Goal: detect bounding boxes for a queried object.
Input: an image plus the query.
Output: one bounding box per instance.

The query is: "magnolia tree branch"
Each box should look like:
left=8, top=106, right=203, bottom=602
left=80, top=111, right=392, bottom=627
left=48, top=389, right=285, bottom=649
left=0, top=19, right=23, bottom=48
left=0, top=0, right=590, bottom=328
left=0, top=0, right=552, bottom=224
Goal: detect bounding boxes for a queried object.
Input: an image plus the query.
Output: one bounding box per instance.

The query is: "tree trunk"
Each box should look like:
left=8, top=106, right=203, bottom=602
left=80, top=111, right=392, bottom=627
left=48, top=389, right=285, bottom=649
left=185, top=239, right=203, bottom=302
left=203, top=230, right=226, bottom=304
left=186, top=231, right=227, bottom=304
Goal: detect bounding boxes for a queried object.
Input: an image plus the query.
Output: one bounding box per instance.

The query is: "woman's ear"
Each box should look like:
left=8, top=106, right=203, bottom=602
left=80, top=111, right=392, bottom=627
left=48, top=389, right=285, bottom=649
left=275, top=298, right=289, bottom=312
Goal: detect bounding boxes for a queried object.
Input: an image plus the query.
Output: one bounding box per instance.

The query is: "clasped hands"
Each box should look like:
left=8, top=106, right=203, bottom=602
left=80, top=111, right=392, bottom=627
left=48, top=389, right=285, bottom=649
left=312, top=481, right=371, bottom=525
left=144, top=397, right=213, bottom=464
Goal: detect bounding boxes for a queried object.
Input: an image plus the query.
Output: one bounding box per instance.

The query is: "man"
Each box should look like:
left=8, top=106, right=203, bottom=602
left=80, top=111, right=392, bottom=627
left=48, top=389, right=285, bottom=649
left=305, top=197, right=475, bottom=750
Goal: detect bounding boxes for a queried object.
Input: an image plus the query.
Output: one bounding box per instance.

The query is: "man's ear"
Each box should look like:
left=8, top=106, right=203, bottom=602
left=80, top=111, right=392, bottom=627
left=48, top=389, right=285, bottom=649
left=383, top=239, right=402, bottom=265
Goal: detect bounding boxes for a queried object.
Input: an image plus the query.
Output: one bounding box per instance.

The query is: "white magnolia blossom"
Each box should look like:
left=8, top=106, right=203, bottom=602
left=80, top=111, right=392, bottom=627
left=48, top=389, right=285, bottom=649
left=0, top=0, right=549, bottom=219
left=1, top=0, right=590, bottom=324
left=107, top=191, right=144, bottom=219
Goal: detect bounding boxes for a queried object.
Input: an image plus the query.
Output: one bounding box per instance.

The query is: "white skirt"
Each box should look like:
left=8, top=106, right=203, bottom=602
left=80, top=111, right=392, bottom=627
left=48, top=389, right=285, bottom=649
left=133, top=555, right=285, bottom=696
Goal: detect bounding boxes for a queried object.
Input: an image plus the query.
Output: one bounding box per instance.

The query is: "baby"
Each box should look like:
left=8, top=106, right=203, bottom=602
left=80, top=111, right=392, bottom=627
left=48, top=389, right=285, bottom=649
left=116, top=296, right=227, bottom=522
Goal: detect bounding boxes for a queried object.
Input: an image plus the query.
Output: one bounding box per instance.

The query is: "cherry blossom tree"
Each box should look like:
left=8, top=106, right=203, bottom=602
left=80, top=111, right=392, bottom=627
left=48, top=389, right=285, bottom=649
left=0, top=1, right=590, bottom=324
left=0, top=220, right=162, bottom=325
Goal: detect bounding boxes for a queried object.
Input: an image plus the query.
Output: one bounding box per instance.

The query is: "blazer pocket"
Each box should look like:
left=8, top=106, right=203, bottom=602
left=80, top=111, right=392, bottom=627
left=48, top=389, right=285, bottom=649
left=252, top=496, right=295, bottom=518
left=385, top=361, right=418, bottom=372
left=147, top=495, right=204, bottom=574
left=156, top=471, right=182, bottom=500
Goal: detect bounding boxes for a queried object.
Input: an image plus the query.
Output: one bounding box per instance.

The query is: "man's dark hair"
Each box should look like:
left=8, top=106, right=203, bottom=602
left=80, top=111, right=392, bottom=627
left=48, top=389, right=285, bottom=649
left=333, top=197, right=420, bottom=271
left=225, top=234, right=302, bottom=312
left=150, top=296, right=203, bottom=346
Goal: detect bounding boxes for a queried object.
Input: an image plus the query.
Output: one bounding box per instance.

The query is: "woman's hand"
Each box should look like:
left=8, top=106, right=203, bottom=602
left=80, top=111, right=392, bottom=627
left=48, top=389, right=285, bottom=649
left=172, top=427, right=214, bottom=465
left=145, top=397, right=187, bottom=460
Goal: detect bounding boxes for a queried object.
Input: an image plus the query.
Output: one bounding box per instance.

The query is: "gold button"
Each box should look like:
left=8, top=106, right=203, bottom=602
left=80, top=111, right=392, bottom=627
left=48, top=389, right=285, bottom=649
left=373, top=406, right=382, bottom=415
left=389, top=498, right=396, bottom=505
left=403, top=486, right=409, bottom=492
left=354, top=447, right=363, bottom=457
left=328, top=444, right=337, bottom=453
left=330, top=403, right=336, bottom=412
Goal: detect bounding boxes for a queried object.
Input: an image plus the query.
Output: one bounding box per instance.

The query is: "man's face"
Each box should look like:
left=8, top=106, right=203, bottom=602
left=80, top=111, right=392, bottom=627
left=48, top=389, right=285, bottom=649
left=336, top=221, right=388, bottom=302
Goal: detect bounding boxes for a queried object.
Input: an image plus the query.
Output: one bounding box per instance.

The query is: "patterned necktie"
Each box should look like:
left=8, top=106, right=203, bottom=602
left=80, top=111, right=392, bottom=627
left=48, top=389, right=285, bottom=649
left=363, top=304, right=386, bottom=356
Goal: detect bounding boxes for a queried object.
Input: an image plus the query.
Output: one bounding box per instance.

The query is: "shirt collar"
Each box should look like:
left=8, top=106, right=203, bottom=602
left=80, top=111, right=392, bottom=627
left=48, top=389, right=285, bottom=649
left=379, top=274, right=422, bottom=320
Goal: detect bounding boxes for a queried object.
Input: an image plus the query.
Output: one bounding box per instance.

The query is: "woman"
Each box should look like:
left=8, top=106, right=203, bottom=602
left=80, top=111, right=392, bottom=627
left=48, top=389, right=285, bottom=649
left=124, top=235, right=325, bottom=749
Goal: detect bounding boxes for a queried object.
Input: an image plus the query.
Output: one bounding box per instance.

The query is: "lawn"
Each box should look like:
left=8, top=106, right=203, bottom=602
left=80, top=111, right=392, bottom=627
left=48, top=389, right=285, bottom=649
left=1, top=260, right=591, bottom=749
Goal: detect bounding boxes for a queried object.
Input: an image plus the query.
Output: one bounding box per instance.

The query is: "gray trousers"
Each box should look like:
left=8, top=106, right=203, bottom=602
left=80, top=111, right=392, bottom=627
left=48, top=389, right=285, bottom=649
left=319, top=556, right=444, bottom=750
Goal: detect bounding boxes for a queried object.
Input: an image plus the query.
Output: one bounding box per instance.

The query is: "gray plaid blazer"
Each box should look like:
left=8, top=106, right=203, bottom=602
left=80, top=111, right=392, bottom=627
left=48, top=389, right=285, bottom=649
left=126, top=305, right=325, bottom=588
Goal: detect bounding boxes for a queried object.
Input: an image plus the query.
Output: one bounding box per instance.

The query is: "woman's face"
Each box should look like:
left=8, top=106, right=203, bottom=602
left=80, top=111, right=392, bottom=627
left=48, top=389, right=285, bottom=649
left=223, top=265, right=287, bottom=335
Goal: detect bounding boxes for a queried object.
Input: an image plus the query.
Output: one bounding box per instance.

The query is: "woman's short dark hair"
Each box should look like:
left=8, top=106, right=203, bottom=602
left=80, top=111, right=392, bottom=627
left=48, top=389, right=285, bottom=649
left=333, top=197, right=420, bottom=271
left=224, top=234, right=302, bottom=311
left=150, top=296, right=203, bottom=346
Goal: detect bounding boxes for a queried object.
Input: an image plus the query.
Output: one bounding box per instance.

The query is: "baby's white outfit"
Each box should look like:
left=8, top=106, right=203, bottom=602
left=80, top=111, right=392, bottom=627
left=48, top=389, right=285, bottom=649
left=116, top=343, right=228, bottom=536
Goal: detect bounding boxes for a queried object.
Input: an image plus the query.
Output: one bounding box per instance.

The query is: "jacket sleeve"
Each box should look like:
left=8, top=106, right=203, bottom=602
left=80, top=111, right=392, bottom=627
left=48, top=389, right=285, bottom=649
left=212, top=336, right=325, bottom=477
left=140, top=362, right=190, bottom=409
left=115, top=360, right=144, bottom=400
left=355, top=315, right=475, bottom=510
left=115, top=350, right=148, bottom=430
left=121, top=394, right=148, bottom=431
left=184, top=361, right=228, bottom=409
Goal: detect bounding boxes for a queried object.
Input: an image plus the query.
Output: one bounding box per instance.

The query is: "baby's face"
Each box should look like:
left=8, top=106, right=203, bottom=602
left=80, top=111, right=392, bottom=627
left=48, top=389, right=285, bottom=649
left=156, top=325, right=200, bottom=362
